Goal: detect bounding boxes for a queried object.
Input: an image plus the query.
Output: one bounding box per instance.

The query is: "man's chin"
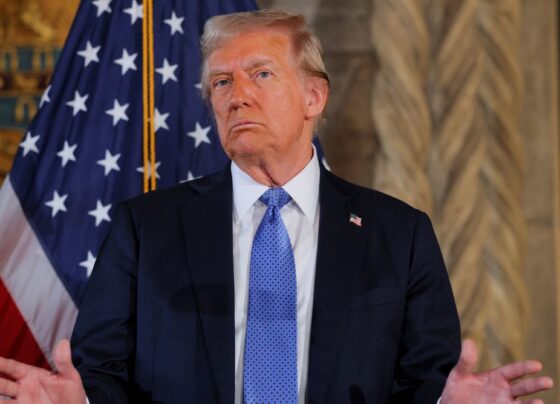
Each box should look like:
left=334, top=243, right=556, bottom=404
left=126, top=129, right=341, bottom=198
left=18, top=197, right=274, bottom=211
left=224, top=141, right=266, bottom=161
left=228, top=149, right=264, bottom=162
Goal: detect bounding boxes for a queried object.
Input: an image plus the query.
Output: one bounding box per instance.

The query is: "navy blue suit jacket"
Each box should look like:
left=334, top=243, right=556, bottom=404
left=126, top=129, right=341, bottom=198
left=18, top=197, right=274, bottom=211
left=71, top=166, right=460, bottom=403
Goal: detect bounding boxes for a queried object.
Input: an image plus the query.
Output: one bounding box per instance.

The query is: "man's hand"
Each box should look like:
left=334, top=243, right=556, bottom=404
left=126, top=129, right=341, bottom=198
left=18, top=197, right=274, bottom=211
left=0, top=339, right=86, bottom=403
left=441, top=339, right=554, bottom=404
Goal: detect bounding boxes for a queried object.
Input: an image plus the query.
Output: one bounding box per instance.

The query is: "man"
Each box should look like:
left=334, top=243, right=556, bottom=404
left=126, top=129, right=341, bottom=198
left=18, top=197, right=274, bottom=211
left=0, top=9, right=553, bottom=404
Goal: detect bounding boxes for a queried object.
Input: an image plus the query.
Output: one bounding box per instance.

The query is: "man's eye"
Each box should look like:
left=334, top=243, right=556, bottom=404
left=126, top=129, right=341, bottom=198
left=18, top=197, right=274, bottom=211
left=213, top=79, right=230, bottom=88
left=256, top=71, right=271, bottom=79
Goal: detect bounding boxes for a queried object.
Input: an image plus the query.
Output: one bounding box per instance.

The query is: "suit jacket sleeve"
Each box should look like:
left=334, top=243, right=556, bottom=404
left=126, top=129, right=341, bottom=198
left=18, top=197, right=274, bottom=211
left=71, top=202, right=138, bottom=404
left=389, top=212, right=460, bottom=403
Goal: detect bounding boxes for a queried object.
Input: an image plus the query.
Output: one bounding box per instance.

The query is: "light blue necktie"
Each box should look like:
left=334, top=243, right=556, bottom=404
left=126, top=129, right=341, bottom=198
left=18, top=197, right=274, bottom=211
left=243, top=188, right=298, bottom=403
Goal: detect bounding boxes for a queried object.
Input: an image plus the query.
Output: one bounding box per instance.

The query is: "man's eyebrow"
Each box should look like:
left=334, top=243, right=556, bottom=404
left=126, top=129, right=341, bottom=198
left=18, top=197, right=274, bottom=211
left=208, top=68, right=231, bottom=78
left=208, top=58, right=277, bottom=77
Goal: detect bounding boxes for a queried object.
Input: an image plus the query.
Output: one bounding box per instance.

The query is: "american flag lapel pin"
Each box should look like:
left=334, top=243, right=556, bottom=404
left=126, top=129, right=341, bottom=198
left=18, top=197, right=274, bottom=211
left=349, top=213, right=362, bottom=227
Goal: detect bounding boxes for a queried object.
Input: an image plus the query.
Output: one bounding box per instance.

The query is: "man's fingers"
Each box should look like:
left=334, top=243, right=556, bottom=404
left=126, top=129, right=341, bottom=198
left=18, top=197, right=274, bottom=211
left=511, top=376, right=554, bottom=398
left=514, top=400, right=544, bottom=404
left=0, top=357, right=27, bottom=380
left=499, top=360, right=543, bottom=381
left=52, top=339, right=76, bottom=378
left=453, top=339, right=479, bottom=377
left=0, top=376, right=19, bottom=398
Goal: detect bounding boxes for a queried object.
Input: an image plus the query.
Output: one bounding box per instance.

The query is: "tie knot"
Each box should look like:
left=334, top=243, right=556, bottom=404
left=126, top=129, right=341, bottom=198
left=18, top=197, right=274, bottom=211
left=260, top=188, right=291, bottom=209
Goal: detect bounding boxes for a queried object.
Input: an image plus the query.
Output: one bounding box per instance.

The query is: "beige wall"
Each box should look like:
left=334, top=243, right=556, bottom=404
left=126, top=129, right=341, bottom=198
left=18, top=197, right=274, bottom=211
left=520, top=1, right=559, bottom=402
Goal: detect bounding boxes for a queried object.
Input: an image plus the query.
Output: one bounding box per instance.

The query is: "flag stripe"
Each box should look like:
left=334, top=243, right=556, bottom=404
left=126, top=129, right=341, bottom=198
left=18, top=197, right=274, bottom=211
left=0, top=280, right=50, bottom=369
left=0, top=177, right=78, bottom=365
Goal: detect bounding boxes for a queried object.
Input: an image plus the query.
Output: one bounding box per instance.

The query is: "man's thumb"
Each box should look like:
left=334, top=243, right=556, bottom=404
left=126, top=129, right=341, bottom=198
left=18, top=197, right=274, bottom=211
left=454, top=339, right=479, bottom=377
left=53, top=339, right=76, bottom=377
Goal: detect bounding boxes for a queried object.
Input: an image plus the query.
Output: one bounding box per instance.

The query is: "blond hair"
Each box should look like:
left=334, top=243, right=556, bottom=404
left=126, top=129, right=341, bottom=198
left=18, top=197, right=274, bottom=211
left=200, top=9, right=330, bottom=99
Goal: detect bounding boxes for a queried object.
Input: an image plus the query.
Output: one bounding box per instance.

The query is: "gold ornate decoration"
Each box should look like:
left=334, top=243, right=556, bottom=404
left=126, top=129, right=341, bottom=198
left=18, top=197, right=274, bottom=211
left=0, top=48, right=19, bottom=71
left=0, top=0, right=78, bottom=46
left=15, top=95, right=38, bottom=124
left=0, top=130, right=23, bottom=186
left=0, top=0, right=79, bottom=185
left=32, top=46, right=57, bottom=71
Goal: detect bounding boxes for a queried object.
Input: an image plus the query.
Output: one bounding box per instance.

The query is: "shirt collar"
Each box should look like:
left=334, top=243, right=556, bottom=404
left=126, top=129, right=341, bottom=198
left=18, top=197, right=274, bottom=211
left=231, top=146, right=320, bottom=223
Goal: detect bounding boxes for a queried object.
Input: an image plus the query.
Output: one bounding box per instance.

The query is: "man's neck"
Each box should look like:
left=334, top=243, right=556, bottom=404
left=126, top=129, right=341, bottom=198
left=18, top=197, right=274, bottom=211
left=233, top=146, right=314, bottom=187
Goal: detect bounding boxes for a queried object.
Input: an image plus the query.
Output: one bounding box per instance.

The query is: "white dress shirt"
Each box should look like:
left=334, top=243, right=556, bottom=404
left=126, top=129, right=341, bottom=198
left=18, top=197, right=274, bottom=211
left=231, top=152, right=320, bottom=404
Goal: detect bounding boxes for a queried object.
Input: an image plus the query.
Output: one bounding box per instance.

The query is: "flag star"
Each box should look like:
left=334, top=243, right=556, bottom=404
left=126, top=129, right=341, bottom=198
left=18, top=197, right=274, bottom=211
left=187, top=122, right=211, bottom=148
left=96, top=149, right=121, bottom=176
left=20, top=132, right=40, bottom=156
left=79, top=251, right=97, bottom=277
left=77, top=41, right=101, bottom=67
left=124, top=0, right=143, bottom=25
left=45, top=191, right=68, bottom=218
left=57, top=141, right=78, bottom=167
left=66, top=91, right=89, bottom=116
left=40, top=85, right=51, bottom=108
left=164, top=11, right=184, bottom=35
left=88, top=200, right=112, bottom=227
left=181, top=171, right=201, bottom=183
left=194, top=82, right=202, bottom=90
left=187, top=171, right=201, bottom=181
left=155, top=108, right=169, bottom=132
left=136, top=161, right=161, bottom=180
left=105, top=99, right=129, bottom=126
left=114, top=49, right=137, bottom=75
left=92, top=0, right=112, bottom=17
left=156, top=58, right=178, bottom=84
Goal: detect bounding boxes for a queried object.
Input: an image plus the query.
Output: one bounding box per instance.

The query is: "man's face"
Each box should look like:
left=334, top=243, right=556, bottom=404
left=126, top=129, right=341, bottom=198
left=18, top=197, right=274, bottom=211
left=207, top=29, right=317, bottom=164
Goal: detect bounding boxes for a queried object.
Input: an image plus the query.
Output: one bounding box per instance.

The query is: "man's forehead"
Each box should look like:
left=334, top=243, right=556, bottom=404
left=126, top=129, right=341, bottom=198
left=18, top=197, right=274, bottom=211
left=208, top=29, right=294, bottom=65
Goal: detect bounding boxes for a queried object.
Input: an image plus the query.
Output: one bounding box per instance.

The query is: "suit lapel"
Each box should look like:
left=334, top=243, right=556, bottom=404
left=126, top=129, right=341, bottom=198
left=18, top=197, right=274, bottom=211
left=180, top=170, right=235, bottom=404
left=307, top=171, right=370, bottom=403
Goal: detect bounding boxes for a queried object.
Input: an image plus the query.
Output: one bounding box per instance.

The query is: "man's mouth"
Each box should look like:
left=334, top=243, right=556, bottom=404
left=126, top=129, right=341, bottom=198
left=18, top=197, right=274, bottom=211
left=230, top=120, right=261, bottom=131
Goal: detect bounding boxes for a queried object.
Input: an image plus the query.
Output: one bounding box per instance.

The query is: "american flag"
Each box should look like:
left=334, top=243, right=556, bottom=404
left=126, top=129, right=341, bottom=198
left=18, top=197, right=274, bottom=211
left=0, top=0, right=258, bottom=369
left=349, top=213, right=362, bottom=227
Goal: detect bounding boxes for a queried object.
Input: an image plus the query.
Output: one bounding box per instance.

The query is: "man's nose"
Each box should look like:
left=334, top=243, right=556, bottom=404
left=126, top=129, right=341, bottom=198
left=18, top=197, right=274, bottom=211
left=229, top=77, right=252, bottom=110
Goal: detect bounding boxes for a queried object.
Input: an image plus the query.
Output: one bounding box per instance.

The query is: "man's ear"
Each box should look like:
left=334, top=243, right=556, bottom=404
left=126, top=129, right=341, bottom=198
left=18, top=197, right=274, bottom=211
left=304, top=77, right=329, bottom=120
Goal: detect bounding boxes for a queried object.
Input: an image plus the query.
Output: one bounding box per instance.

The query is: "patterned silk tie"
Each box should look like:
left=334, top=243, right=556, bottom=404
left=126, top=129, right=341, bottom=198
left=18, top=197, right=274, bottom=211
left=243, top=188, right=298, bottom=403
